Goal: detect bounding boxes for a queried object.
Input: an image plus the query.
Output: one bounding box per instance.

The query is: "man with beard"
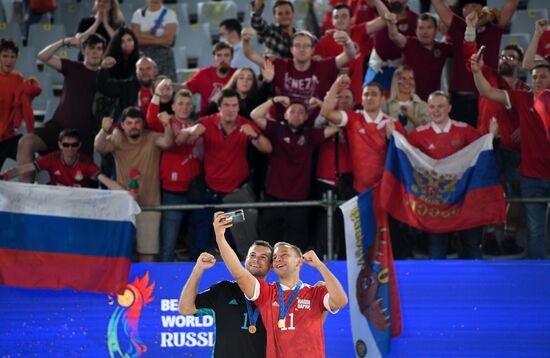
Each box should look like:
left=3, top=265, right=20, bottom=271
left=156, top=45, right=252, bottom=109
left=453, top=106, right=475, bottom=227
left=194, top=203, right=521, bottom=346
left=364, top=0, right=418, bottom=93
left=97, top=55, right=158, bottom=118
left=473, top=55, right=550, bottom=259
left=94, top=106, right=174, bottom=262
left=244, top=29, right=356, bottom=125
left=431, top=0, right=518, bottom=127
left=182, top=41, right=237, bottom=115
left=385, top=12, right=452, bottom=101
left=17, top=33, right=106, bottom=183
left=178, top=241, right=273, bottom=358
left=250, top=97, right=339, bottom=250
left=463, top=11, right=529, bottom=256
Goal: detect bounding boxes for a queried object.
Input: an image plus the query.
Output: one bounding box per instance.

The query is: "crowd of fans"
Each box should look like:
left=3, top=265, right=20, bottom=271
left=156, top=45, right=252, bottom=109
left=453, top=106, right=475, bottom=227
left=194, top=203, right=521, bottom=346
left=0, top=0, right=549, bottom=262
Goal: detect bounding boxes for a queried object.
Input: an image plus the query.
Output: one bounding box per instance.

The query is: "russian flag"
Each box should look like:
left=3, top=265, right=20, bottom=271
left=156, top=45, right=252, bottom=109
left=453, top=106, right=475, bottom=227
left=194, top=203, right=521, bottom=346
left=341, top=187, right=402, bottom=357
left=381, top=131, right=506, bottom=233
left=0, top=181, right=140, bottom=294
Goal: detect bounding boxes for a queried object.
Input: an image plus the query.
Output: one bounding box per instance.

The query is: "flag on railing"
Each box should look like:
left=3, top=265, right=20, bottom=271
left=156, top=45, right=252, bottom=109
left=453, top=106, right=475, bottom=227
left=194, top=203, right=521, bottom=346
left=381, top=131, right=505, bottom=233
left=341, top=186, right=402, bottom=358
left=0, top=182, right=140, bottom=294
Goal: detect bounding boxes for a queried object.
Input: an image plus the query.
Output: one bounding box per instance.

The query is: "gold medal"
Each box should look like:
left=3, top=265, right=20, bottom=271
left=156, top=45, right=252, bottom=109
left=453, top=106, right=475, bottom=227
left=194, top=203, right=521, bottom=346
left=277, top=319, right=285, bottom=328
left=248, top=325, right=257, bottom=334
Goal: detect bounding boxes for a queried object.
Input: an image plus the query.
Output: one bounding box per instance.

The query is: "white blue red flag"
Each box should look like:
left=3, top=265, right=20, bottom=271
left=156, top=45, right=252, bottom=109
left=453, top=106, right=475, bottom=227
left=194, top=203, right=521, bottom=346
left=0, top=182, right=140, bottom=293
left=341, top=187, right=402, bottom=358
left=381, top=131, right=506, bottom=232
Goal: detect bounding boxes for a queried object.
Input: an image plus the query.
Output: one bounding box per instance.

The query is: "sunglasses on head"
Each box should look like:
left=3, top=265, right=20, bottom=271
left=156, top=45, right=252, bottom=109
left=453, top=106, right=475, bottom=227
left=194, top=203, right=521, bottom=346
left=61, top=142, right=80, bottom=148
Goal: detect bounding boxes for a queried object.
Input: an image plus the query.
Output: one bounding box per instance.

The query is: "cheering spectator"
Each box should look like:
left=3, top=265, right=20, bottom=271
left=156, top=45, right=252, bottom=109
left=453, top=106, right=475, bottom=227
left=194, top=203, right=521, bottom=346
left=17, top=34, right=106, bottom=183
left=104, top=27, right=141, bottom=80
left=76, top=0, right=124, bottom=45
left=523, top=19, right=550, bottom=70
left=382, top=66, right=429, bottom=133
left=218, top=18, right=261, bottom=75
left=131, top=0, right=178, bottom=81
left=182, top=42, right=237, bottom=115
left=250, top=0, right=296, bottom=58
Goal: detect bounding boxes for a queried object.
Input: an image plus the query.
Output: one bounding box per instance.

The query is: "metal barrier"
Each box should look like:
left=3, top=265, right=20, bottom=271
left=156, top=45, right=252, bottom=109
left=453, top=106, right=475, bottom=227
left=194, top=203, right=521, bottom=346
left=141, top=192, right=550, bottom=260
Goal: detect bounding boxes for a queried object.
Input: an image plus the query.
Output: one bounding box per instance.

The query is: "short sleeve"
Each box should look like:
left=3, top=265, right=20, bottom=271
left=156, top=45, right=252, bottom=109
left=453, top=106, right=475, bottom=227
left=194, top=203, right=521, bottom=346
left=195, top=281, right=225, bottom=310
left=164, top=8, right=178, bottom=24
left=130, top=9, right=141, bottom=25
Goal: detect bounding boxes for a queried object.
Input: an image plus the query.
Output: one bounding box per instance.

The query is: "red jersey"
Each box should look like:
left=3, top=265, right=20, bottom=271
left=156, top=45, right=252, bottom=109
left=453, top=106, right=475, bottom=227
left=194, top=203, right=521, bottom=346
left=185, top=66, right=237, bottom=115
left=0, top=70, right=24, bottom=141
left=402, top=37, right=452, bottom=101
left=316, top=131, right=352, bottom=185
left=349, top=0, right=379, bottom=25
left=137, top=87, right=153, bottom=115
left=272, top=57, right=339, bottom=123
left=263, top=120, right=326, bottom=200
left=199, top=113, right=258, bottom=193
left=146, top=103, right=202, bottom=192
left=463, top=41, right=529, bottom=151
left=253, top=280, right=331, bottom=358
left=314, top=25, right=371, bottom=105
left=536, top=30, right=550, bottom=61
left=374, top=8, right=417, bottom=61
left=35, top=151, right=100, bottom=187
left=340, top=110, right=404, bottom=192
left=506, top=89, right=550, bottom=179
left=407, top=120, right=481, bottom=159
left=447, top=14, right=503, bottom=92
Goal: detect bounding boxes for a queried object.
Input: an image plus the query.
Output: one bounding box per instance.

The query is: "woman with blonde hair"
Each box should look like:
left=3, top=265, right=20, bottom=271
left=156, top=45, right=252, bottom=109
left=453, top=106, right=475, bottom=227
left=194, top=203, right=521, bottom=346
left=382, top=65, right=429, bottom=133
left=76, top=0, right=124, bottom=43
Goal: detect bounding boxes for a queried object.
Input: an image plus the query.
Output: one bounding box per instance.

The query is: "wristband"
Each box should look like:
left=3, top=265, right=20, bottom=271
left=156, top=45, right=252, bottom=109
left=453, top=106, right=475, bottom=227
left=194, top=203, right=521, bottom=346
left=464, top=27, right=476, bottom=42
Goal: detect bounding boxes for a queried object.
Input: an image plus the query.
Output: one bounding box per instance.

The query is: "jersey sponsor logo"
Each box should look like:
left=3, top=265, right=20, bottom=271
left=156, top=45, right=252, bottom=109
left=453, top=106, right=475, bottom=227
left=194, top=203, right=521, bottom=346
left=284, top=137, right=291, bottom=143
left=272, top=301, right=280, bottom=307
left=296, top=298, right=311, bottom=310
left=398, top=23, right=409, bottom=32
left=74, top=171, right=83, bottom=181
left=297, top=135, right=306, bottom=146
left=358, top=128, right=366, bottom=135
left=428, top=144, right=435, bottom=150
left=54, top=170, right=61, bottom=176
left=283, top=73, right=320, bottom=100
left=228, top=298, right=238, bottom=305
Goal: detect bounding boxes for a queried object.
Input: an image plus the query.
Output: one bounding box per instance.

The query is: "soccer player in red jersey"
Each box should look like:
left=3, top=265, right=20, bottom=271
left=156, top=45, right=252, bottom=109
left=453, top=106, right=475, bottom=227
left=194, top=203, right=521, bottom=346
left=213, top=211, right=348, bottom=358
left=473, top=54, right=550, bottom=259
left=2, top=129, right=122, bottom=191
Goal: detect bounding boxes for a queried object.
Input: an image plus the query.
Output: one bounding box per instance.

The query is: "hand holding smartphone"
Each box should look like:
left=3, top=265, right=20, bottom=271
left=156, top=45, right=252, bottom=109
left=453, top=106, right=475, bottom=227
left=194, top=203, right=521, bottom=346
left=222, top=209, right=246, bottom=224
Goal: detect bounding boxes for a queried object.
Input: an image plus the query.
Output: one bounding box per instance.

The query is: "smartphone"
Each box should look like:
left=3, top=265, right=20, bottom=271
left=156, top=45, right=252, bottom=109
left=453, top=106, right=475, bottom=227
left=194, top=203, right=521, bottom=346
left=223, top=209, right=245, bottom=223
left=476, top=45, right=486, bottom=61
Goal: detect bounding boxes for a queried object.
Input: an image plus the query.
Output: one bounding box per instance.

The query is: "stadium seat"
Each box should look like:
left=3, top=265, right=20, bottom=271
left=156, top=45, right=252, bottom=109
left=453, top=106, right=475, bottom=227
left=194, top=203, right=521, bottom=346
left=44, top=96, right=60, bottom=123
left=175, top=23, right=211, bottom=67
left=174, top=45, right=189, bottom=70
left=487, top=0, right=507, bottom=9
left=55, top=0, right=88, bottom=34
left=15, top=46, right=37, bottom=78
left=1, top=0, right=17, bottom=23
left=500, top=33, right=531, bottom=52
left=510, top=9, right=548, bottom=35
left=527, top=0, right=549, bottom=10
left=27, top=23, right=66, bottom=54
left=120, top=2, right=138, bottom=24
left=185, top=0, right=203, bottom=22
left=29, top=71, right=53, bottom=117
left=197, top=1, right=238, bottom=36
left=0, top=21, right=22, bottom=46
left=171, top=3, right=189, bottom=25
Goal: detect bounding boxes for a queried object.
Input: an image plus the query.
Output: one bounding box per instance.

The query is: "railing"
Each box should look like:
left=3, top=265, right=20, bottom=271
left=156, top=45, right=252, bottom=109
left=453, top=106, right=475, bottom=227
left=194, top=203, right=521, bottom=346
left=141, top=192, right=550, bottom=260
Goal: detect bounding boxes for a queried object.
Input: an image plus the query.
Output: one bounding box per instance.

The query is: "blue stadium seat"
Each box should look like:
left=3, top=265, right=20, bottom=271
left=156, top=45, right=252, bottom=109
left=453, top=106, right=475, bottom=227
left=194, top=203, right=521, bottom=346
left=55, top=0, right=88, bottom=34
left=29, top=71, right=53, bottom=117
left=175, top=23, right=211, bottom=67
left=527, top=0, right=550, bottom=10
left=15, top=46, right=37, bottom=78
left=197, top=1, right=238, bottom=36
left=174, top=45, right=189, bottom=70
left=27, top=23, right=66, bottom=53
left=0, top=21, right=22, bottom=46
left=500, top=33, right=531, bottom=52
left=510, top=9, right=548, bottom=35
left=171, top=3, right=189, bottom=25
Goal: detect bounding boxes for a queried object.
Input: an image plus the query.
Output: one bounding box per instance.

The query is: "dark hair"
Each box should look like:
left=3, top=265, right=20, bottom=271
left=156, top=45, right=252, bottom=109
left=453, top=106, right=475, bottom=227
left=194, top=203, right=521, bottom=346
left=82, top=33, right=106, bottom=50
left=502, top=44, right=524, bottom=62
left=273, top=0, right=294, bottom=14
left=532, top=63, right=550, bottom=73
left=121, top=106, right=145, bottom=121
left=219, top=18, right=242, bottom=35
left=292, top=30, right=318, bottom=47
left=58, top=128, right=81, bottom=142
left=418, top=13, right=438, bottom=27
left=216, top=88, right=240, bottom=106
left=212, top=41, right=233, bottom=56
left=105, top=27, right=140, bottom=78
left=364, top=82, right=385, bottom=96
left=222, top=67, right=259, bottom=94
left=274, top=242, right=303, bottom=258
left=428, top=90, right=451, bottom=103
left=174, top=89, right=193, bottom=101
left=251, top=240, right=274, bottom=260
left=333, top=3, right=353, bottom=17
left=0, top=37, right=18, bottom=56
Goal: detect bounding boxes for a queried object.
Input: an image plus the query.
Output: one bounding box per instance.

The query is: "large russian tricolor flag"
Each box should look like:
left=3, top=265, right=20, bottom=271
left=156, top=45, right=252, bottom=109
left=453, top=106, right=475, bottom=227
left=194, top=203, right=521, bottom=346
left=0, top=181, right=140, bottom=294
left=381, top=131, right=506, bottom=233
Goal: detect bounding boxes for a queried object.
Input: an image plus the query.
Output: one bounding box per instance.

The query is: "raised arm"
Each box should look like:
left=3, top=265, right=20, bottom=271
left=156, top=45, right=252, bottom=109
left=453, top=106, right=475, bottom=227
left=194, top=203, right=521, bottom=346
left=320, top=75, right=350, bottom=126
left=155, top=112, right=175, bottom=149
left=430, top=0, right=453, bottom=28
left=241, top=28, right=265, bottom=68
left=334, top=30, right=357, bottom=68
left=176, top=123, right=206, bottom=144
left=37, top=37, right=79, bottom=71
left=213, top=212, right=257, bottom=299
left=94, top=117, right=116, bottom=154
left=178, top=252, right=216, bottom=315
left=471, top=54, right=507, bottom=105
left=250, top=96, right=290, bottom=129
left=240, top=123, right=272, bottom=154
left=303, top=250, right=348, bottom=311
left=365, top=0, right=390, bottom=35
left=523, top=19, right=548, bottom=70
left=384, top=13, right=406, bottom=49
left=497, top=0, right=519, bottom=29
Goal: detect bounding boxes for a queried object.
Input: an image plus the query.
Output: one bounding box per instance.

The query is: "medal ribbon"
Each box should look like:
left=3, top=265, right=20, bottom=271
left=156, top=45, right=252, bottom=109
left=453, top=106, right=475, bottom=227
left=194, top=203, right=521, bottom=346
left=245, top=299, right=260, bottom=327
left=277, top=281, right=302, bottom=323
